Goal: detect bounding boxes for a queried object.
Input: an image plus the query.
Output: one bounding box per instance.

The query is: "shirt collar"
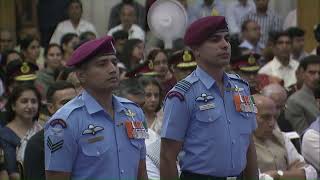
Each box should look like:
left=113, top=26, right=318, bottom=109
left=82, top=90, right=104, bottom=114
left=273, top=57, right=294, bottom=69
left=112, top=96, right=127, bottom=113
left=195, top=66, right=230, bottom=89
left=82, top=91, right=126, bottom=114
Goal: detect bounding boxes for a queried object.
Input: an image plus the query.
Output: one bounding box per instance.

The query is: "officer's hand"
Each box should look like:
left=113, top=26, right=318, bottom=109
left=288, top=160, right=305, bottom=171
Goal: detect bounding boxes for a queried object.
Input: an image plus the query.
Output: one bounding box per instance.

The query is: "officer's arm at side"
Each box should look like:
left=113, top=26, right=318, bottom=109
left=46, top=171, right=71, bottom=180
left=138, top=159, right=148, bottom=180
left=160, top=138, right=182, bottom=180
left=243, top=135, right=259, bottom=180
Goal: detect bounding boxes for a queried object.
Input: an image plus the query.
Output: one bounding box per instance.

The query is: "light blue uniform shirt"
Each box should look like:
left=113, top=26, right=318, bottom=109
left=161, top=67, right=257, bottom=177
left=45, top=90, right=146, bottom=180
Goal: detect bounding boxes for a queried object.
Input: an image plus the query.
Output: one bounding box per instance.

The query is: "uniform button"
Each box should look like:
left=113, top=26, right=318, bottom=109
left=97, top=151, right=100, bottom=155
left=232, top=164, right=235, bottom=168
left=246, top=113, right=249, bottom=117
left=121, top=170, right=124, bottom=174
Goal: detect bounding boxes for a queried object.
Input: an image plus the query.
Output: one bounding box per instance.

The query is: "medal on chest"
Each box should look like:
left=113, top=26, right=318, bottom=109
left=233, top=85, right=257, bottom=113
left=124, top=109, right=149, bottom=139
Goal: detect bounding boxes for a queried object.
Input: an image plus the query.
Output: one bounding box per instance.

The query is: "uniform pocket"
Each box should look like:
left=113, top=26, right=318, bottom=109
left=195, top=109, right=221, bottom=125
left=80, top=136, right=111, bottom=157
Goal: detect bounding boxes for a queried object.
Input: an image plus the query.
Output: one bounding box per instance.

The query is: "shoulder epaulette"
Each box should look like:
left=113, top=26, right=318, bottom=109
left=174, top=75, right=199, bottom=94
left=51, top=96, right=84, bottom=121
left=227, top=73, right=249, bottom=86
left=116, top=96, right=140, bottom=107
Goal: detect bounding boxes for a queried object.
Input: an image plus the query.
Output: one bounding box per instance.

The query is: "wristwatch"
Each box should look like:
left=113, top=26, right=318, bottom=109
left=276, top=170, right=284, bottom=179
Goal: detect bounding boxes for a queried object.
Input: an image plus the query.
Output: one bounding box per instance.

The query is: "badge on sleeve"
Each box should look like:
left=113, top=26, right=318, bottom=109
left=167, top=91, right=184, bottom=101
left=47, top=136, right=64, bottom=153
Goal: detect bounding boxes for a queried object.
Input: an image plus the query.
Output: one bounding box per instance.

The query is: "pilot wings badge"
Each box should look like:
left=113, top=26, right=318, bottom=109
left=82, top=124, right=104, bottom=135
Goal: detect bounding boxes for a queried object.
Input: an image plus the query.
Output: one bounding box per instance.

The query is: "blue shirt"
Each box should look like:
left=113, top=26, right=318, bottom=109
left=161, top=67, right=257, bottom=177
left=45, top=90, right=147, bottom=180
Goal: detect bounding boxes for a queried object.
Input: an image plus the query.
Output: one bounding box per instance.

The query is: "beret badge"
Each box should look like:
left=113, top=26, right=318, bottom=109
left=20, top=62, right=30, bottom=74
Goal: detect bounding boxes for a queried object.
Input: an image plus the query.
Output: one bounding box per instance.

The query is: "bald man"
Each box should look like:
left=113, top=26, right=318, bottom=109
left=261, top=84, right=293, bottom=132
left=253, top=95, right=317, bottom=180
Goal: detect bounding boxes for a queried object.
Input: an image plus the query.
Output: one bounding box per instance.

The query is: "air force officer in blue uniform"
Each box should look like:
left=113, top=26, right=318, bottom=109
left=44, top=36, right=148, bottom=180
left=160, top=16, right=259, bottom=180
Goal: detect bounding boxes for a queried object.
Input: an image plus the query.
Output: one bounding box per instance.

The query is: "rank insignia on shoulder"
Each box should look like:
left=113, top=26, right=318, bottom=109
left=47, top=137, right=64, bottom=153
left=82, top=124, right=104, bottom=135
left=167, top=91, right=185, bottom=101
left=196, top=93, right=214, bottom=102
left=50, top=119, right=67, bottom=129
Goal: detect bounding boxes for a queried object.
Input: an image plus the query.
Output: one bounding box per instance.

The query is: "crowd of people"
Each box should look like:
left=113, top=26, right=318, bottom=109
left=0, top=0, right=319, bottom=180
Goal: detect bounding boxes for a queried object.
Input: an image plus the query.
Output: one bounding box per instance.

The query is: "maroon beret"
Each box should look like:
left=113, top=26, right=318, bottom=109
left=184, top=16, right=228, bottom=47
left=67, top=35, right=116, bottom=67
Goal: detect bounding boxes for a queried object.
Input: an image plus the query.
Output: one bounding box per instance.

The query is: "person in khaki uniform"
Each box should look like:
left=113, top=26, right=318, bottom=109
left=253, top=95, right=317, bottom=180
left=285, top=55, right=320, bottom=135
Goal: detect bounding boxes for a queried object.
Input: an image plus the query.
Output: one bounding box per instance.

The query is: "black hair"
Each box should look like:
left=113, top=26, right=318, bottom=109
left=79, top=31, right=96, bottom=42
left=298, top=55, right=320, bottom=71
left=314, top=24, right=320, bottom=43
left=5, top=83, right=42, bottom=122
left=241, top=19, right=256, bottom=32
left=116, top=78, right=145, bottom=97
left=287, top=27, right=305, bottom=39
left=60, top=33, right=78, bottom=47
left=120, top=39, right=143, bottom=69
left=44, top=43, right=62, bottom=57
left=20, top=35, right=39, bottom=51
left=271, top=31, right=290, bottom=44
left=46, top=81, right=75, bottom=103
left=112, top=30, right=129, bottom=41
left=67, top=0, right=83, bottom=11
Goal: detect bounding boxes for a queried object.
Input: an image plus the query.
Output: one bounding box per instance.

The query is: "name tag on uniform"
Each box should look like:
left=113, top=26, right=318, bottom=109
left=199, top=103, right=215, bottom=111
left=87, top=136, right=104, bottom=144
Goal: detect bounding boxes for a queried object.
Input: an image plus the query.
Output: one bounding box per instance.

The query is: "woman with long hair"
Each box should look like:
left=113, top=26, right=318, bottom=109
left=0, top=84, right=42, bottom=180
left=36, top=43, right=63, bottom=97
left=60, top=33, right=79, bottom=66
left=147, top=49, right=176, bottom=95
left=20, top=36, right=41, bottom=68
left=120, top=38, right=144, bottom=70
left=139, top=77, right=163, bottom=136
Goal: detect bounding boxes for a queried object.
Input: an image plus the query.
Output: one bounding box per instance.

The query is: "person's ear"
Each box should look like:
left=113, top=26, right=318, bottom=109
left=47, top=103, right=55, bottom=115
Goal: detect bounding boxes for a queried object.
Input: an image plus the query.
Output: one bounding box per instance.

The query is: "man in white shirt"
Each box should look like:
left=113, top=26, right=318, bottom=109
left=226, top=0, right=256, bottom=34
left=50, top=0, right=98, bottom=44
left=108, top=4, right=145, bottom=41
left=239, top=19, right=264, bottom=54
left=287, top=27, right=308, bottom=62
left=259, top=31, right=299, bottom=89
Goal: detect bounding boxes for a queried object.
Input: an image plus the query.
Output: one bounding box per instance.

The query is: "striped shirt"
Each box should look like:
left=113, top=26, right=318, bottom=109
left=241, top=11, right=283, bottom=46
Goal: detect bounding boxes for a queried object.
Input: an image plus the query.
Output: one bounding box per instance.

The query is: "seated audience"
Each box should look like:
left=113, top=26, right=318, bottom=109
left=50, top=0, right=97, bottom=44
left=0, top=84, right=42, bottom=180
left=285, top=55, right=320, bottom=134
left=253, top=95, right=317, bottom=180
